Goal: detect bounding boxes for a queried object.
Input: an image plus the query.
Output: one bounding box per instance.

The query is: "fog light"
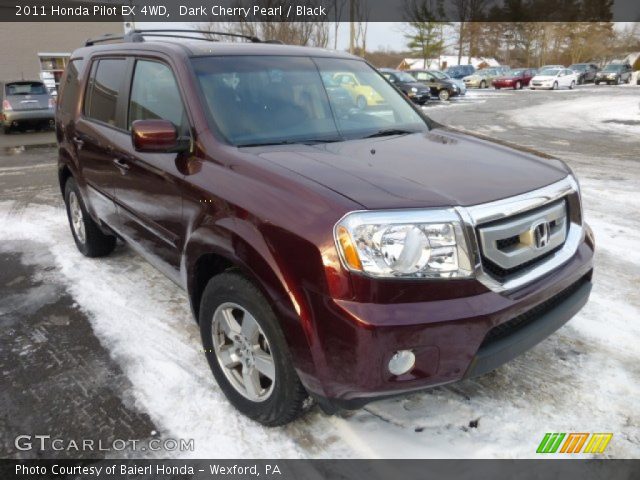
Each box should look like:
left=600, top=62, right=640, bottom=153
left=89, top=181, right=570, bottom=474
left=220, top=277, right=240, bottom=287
left=388, top=350, right=415, bottom=375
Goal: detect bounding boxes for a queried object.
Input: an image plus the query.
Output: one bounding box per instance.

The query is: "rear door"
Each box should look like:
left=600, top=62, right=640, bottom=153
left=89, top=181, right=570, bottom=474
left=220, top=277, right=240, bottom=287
left=74, top=57, right=130, bottom=226
left=110, top=57, right=190, bottom=282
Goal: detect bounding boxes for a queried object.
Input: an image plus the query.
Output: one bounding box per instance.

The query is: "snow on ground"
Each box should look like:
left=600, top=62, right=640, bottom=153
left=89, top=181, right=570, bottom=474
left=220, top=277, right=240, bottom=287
left=508, top=95, right=640, bottom=138
left=1, top=168, right=639, bottom=458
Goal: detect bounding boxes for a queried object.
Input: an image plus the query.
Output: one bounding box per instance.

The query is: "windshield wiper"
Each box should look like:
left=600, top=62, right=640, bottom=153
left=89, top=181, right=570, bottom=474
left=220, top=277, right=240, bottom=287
left=237, top=138, right=341, bottom=148
left=363, top=128, right=418, bottom=139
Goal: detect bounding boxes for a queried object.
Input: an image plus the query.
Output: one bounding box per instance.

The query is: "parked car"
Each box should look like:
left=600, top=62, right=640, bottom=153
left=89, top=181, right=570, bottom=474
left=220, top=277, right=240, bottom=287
left=57, top=31, right=594, bottom=426
left=428, top=70, right=467, bottom=95
left=379, top=68, right=430, bottom=105
left=407, top=69, right=461, bottom=100
left=320, top=74, right=355, bottom=115
left=530, top=68, right=578, bottom=90
left=463, top=68, right=503, bottom=88
left=492, top=68, right=537, bottom=89
left=595, top=63, right=633, bottom=85
left=568, top=63, right=599, bottom=84
left=539, top=64, right=565, bottom=71
left=333, top=71, right=385, bottom=109
left=1, top=80, right=55, bottom=134
left=444, top=64, right=475, bottom=79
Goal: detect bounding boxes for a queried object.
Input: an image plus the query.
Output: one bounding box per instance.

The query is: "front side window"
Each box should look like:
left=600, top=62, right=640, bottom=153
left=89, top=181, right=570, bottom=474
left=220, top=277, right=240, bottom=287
left=128, top=60, right=187, bottom=135
left=84, top=58, right=126, bottom=127
left=192, top=55, right=427, bottom=147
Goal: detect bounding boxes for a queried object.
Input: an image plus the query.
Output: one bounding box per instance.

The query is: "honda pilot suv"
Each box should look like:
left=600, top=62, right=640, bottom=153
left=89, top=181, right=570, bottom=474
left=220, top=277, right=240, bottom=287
left=56, top=30, right=594, bottom=426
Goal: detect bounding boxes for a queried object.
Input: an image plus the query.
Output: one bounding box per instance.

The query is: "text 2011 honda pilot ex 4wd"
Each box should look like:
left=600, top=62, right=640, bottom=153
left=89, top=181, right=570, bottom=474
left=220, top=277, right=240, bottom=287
left=56, top=30, right=594, bottom=426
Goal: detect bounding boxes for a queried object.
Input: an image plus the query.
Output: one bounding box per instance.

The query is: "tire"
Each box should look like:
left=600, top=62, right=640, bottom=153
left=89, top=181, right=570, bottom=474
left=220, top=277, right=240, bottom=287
left=569, top=81, right=575, bottom=90
left=64, top=177, right=116, bottom=257
left=552, top=82, right=558, bottom=90
left=595, top=81, right=599, bottom=85
left=514, top=81, right=521, bottom=90
left=494, top=86, right=500, bottom=90
left=617, top=76, right=622, bottom=85
left=480, top=80, right=486, bottom=89
left=438, top=89, right=450, bottom=101
left=2, top=126, right=10, bottom=135
left=199, top=271, right=307, bottom=426
left=356, top=95, right=367, bottom=110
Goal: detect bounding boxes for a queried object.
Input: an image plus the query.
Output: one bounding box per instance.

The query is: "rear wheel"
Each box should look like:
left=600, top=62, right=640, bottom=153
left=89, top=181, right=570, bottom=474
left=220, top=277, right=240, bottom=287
left=438, top=89, right=450, bottom=101
left=64, top=177, right=116, bottom=257
left=595, top=81, right=600, bottom=85
left=199, top=272, right=307, bottom=426
left=617, top=76, right=622, bottom=85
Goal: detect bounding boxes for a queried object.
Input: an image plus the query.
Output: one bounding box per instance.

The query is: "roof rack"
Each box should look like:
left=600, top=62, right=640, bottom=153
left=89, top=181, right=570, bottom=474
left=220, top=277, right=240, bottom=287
left=85, top=29, right=262, bottom=47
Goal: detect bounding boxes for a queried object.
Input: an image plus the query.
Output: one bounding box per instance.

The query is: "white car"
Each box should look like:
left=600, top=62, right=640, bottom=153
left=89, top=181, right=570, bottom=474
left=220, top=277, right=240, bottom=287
left=530, top=68, right=578, bottom=90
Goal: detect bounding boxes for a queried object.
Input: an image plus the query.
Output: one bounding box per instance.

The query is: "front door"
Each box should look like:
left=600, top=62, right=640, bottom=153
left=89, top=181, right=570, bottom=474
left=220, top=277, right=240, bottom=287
left=110, top=58, right=190, bottom=283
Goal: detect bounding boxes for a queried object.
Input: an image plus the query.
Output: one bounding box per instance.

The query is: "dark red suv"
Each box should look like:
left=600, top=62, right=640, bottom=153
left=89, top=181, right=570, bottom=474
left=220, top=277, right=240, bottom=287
left=56, top=30, right=594, bottom=426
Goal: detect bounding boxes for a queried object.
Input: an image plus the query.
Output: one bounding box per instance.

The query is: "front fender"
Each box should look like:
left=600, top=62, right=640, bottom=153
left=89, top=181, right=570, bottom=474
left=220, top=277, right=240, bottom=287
left=183, top=217, right=325, bottom=395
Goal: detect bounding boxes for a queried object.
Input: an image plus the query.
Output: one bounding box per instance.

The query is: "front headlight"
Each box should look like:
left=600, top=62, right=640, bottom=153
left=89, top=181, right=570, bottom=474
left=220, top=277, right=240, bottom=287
left=410, top=87, right=418, bottom=93
left=334, top=209, right=473, bottom=278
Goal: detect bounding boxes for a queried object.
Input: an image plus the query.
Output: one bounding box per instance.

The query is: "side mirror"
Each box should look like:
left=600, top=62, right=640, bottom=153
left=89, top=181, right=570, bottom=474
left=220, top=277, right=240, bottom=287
left=132, top=119, right=183, bottom=153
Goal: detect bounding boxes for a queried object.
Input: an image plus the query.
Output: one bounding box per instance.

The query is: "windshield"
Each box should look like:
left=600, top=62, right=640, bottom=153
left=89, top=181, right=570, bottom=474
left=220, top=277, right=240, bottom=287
left=430, top=71, right=448, bottom=79
left=192, top=56, right=428, bottom=147
left=539, top=69, right=560, bottom=76
left=570, top=64, right=587, bottom=71
left=5, top=82, right=48, bottom=95
left=602, top=64, right=622, bottom=72
left=393, top=71, right=418, bottom=82
left=478, top=69, right=496, bottom=76
left=507, top=70, right=524, bottom=76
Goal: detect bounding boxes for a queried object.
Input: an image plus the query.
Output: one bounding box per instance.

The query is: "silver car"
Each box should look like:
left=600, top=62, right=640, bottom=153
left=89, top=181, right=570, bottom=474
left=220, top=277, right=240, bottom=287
left=1, top=80, right=55, bottom=134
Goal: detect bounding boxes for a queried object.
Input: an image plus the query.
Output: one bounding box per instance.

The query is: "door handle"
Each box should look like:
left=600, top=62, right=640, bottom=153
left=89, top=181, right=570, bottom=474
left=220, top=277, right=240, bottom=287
left=72, top=136, right=84, bottom=149
left=113, top=158, right=130, bottom=173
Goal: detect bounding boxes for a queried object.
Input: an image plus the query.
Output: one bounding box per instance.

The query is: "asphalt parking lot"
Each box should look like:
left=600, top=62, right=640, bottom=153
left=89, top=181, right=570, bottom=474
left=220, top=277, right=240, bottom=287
left=1, top=84, right=639, bottom=458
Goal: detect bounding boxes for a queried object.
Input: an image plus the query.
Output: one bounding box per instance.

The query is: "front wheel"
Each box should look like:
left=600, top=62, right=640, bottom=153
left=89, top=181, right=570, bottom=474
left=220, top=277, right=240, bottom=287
left=2, top=126, right=10, bottom=135
left=515, top=81, right=521, bottom=90
left=595, top=81, right=600, bottom=85
left=64, top=177, right=116, bottom=257
left=552, top=81, right=558, bottom=90
left=356, top=95, right=367, bottom=110
left=569, top=80, right=575, bottom=89
left=479, top=80, right=487, bottom=88
left=617, top=76, right=622, bottom=85
left=438, top=89, right=450, bottom=101
left=199, top=272, right=307, bottom=426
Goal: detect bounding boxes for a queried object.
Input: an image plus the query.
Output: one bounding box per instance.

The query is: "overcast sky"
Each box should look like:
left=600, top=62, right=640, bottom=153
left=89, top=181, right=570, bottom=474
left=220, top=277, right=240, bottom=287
left=136, top=22, right=637, bottom=53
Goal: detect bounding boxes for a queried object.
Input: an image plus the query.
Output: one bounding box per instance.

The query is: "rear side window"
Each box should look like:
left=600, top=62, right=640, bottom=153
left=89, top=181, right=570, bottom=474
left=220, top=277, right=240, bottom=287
left=128, top=60, right=187, bottom=134
left=59, top=59, right=84, bottom=113
left=5, top=82, right=48, bottom=95
left=84, top=58, right=126, bottom=127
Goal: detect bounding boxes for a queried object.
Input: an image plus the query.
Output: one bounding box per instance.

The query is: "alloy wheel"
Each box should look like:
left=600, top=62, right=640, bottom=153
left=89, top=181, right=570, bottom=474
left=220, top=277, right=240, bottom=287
left=211, top=302, right=276, bottom=402
left=69, top=191, right=86, bottom=244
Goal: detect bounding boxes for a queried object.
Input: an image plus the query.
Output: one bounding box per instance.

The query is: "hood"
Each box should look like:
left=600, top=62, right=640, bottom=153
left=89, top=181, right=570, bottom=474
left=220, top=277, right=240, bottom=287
left=253, top=129, right=569, bottom=209
left=532, top=74, right=557, bottom=80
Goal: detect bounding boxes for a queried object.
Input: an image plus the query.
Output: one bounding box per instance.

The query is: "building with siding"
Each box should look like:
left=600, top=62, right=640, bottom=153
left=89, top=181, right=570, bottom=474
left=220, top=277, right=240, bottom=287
left=0, top=22, right=122, bottom=95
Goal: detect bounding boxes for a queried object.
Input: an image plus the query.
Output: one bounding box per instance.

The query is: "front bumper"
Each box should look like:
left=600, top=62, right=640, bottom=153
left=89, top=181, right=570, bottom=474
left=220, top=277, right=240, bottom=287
left=305, top=231, right=594, bottom=409
left=408, top=92, right=430, bottom=104
left=2, top=109, right=54, bottom=126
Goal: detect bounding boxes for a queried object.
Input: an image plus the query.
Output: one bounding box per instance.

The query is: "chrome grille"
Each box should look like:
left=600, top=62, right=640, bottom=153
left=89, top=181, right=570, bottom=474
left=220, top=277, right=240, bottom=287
left=476, top=199, right=568, bottom=277
left=460, top=176, right=584, bottom=292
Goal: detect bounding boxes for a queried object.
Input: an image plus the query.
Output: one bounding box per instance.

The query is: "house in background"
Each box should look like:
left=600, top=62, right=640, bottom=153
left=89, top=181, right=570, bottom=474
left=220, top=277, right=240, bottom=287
left=0, top=22, right=123, bottom=95
left=397, top=55, right=501, bottom=71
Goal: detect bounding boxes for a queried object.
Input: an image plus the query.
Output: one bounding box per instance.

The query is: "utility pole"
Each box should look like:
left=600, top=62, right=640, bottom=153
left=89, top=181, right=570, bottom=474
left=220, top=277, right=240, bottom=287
left=349, top=0, right=355, bottom=54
